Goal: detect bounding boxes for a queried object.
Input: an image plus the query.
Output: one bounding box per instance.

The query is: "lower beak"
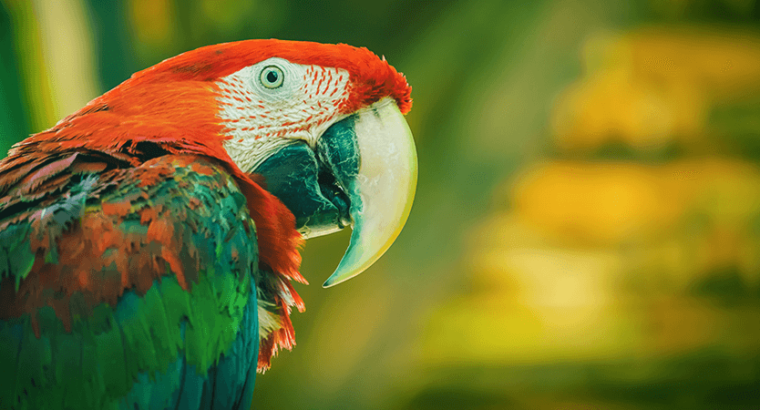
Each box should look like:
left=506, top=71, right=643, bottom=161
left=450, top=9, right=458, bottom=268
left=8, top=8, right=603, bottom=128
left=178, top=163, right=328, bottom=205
left=253, top=97, right=417, bottom=287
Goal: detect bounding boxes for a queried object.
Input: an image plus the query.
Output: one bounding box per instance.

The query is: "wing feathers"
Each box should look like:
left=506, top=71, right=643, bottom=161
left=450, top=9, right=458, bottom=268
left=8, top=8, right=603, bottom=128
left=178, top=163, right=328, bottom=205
left=0, top=153, right=265, bottom=409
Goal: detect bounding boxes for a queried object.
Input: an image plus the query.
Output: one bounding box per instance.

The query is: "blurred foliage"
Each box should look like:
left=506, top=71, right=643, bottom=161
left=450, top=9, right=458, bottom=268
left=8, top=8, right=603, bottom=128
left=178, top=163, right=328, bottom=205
left=2, top=0, right=760, bottom=409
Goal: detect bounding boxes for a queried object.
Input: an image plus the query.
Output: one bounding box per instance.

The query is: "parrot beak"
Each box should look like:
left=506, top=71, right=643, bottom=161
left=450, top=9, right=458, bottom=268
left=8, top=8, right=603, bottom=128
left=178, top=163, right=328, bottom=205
left=253, top=97, right=417, bottom=287
left=319, top=98, right=417, bottom=287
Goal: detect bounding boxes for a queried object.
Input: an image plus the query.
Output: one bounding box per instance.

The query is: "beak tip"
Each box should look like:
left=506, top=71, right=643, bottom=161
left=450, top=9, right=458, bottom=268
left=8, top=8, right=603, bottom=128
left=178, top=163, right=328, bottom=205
left=321, top=279, right=337, bottom=288
left=320, top=256, right=365, bottom=288
left=321, top=273, right=353, bottom=288
left=321, top=272, right=340, bottom=288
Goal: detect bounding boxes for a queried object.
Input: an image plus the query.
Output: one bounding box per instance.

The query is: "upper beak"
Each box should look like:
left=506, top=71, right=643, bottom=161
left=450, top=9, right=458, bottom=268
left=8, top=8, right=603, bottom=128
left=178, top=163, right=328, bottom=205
left=253, top=97, right=417, bottom=287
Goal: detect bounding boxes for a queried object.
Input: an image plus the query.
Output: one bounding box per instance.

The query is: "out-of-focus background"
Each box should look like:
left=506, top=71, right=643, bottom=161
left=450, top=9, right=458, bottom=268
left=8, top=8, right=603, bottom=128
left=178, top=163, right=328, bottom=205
left=3, top=0, right=760, bottom=408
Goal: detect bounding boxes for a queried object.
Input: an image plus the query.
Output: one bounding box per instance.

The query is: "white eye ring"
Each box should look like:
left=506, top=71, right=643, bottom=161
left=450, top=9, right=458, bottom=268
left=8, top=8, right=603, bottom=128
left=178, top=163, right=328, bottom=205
left=260, top=65, right=284, bottom=89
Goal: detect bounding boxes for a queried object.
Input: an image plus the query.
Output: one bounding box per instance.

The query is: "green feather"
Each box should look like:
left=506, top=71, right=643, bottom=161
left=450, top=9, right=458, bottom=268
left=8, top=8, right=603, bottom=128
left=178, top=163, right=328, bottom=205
left=0, top=155, right=260, bottom=409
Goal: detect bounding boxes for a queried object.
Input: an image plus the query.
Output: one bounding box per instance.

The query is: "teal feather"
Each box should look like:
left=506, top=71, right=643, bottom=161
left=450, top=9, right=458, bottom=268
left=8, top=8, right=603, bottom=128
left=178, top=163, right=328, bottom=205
left=0, top=154, right=263, bottom=410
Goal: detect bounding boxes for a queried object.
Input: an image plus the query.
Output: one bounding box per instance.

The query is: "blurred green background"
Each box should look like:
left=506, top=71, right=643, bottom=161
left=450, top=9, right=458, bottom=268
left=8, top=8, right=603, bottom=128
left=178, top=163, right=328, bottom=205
left=3, top=0, right=760, bottom=409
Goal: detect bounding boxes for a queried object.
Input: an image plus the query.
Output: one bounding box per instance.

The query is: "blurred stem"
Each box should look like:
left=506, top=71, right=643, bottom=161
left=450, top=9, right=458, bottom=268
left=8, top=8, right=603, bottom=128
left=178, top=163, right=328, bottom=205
left=0, top=0, right=98, bottom=142
left=0, top=2, right=30, bottom=155
left=1, top=0, right=56, bottom=133
left=29, top=0, right=99, bottom=121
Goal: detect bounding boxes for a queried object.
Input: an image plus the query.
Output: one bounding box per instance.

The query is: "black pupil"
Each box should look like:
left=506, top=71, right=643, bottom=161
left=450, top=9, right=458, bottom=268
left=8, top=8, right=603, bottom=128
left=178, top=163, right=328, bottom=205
left=266, top=70, right=279, bottom=84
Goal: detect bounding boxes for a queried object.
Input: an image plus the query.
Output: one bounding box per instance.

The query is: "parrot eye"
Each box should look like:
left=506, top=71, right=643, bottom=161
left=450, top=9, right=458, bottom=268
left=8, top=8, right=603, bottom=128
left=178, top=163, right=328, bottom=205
left=260, top=66, right=284, bottom=89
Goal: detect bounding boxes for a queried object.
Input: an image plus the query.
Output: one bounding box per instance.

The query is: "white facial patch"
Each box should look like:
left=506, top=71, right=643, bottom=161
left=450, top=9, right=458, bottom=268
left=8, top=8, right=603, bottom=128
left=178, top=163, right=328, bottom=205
left=216, top=57, right=351, bottom=172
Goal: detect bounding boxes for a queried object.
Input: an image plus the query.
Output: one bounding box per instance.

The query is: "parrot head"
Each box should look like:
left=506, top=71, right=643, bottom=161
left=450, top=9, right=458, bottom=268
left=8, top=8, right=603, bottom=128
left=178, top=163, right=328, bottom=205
left=20, top=39, right=416, bottom=370
left=206, top=41, right=416, bottom=288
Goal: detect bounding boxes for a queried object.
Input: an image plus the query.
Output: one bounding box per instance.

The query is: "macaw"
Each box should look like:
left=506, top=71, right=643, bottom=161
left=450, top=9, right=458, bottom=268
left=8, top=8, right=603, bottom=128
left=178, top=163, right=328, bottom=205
left=0, top=39, right=416, bottom=410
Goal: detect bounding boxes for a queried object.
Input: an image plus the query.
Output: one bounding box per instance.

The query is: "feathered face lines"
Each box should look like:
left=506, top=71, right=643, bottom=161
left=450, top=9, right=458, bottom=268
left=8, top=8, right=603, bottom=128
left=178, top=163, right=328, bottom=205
left=217, top=57, right=353, bottom=172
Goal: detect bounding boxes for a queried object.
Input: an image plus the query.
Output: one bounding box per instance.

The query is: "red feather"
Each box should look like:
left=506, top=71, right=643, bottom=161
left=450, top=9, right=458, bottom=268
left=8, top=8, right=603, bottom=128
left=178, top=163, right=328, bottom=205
left=129, top=39, right=412, bottom=114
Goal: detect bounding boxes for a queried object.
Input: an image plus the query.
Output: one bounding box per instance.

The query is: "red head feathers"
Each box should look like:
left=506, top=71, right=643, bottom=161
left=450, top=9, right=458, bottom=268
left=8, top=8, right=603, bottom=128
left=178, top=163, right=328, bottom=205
left=128, top=39, right=412, bottom=114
